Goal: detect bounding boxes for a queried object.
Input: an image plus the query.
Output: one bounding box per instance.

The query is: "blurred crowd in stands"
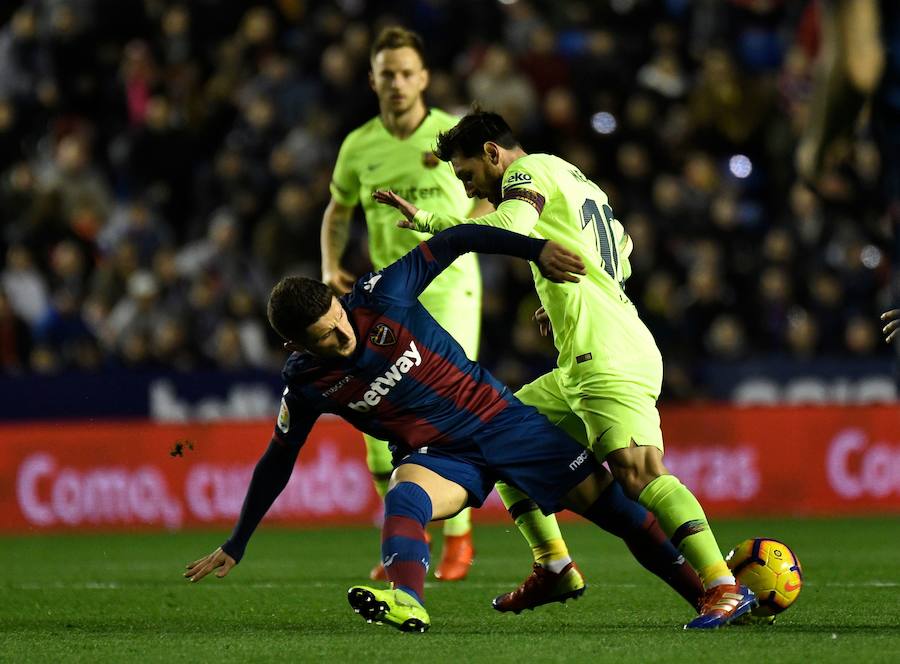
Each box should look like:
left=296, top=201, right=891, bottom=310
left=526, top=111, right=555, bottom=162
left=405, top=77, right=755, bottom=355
left=0, top=0, right=894, bottom=399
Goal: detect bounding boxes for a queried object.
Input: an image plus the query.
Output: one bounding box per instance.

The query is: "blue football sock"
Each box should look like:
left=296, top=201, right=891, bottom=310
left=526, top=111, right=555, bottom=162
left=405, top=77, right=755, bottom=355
left=382, top=482, right=433, bottom=604
left=581, top=481, right=703, bottom=609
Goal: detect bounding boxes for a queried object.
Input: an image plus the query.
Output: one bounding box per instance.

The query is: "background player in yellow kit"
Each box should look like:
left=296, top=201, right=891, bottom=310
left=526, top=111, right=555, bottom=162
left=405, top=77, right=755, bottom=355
left=375, top=110, right=757, bottom=628
left=321, top=28, right=578, bottom=593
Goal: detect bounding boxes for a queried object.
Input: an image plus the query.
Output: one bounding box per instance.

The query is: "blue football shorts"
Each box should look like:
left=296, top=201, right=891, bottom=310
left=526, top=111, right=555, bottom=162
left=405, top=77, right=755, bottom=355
left=395, top=402, right=597, bottom=514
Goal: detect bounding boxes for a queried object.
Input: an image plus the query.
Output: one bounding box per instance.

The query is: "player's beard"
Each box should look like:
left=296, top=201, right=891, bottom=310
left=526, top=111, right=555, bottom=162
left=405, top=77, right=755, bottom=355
left=385, top=92, right=416, bottom=116
left=486, top=180, right=503, bottom=207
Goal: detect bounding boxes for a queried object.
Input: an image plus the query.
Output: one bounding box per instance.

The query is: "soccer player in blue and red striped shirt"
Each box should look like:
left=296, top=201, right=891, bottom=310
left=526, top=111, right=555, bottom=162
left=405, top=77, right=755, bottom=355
left=184, top=224, right=706, bottom=632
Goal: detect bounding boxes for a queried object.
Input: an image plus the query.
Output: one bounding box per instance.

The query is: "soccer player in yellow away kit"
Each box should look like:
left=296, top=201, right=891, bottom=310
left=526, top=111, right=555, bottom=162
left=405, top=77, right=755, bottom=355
left=321, top=27, right=580, bottom=599
left=374, top=110, right=757, bottom=628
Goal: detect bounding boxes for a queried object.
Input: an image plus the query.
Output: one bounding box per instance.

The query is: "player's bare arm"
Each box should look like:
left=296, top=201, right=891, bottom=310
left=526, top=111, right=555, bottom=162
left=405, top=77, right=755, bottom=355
left=796, top=0, right=884, bottom=182
left=422, top=226, right=585, bottom=285
left=372, top=189, right=419, bottom=228
left=881, top=309, right=900, bottom=343
left=183, top=433, right=304, bottom=584
left=373, top=188, right=529, bottom=236
left=321, top=197, right=357, bottom=294
left=184, top=547, right=236, bottom=582
left=373, top=189, right=584, bottom=281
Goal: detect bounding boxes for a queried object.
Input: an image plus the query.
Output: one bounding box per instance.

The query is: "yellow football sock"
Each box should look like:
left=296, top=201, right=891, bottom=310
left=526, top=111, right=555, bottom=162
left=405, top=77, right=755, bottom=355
left=371, top=473, right=390, bottom=499
left=638, top=474, right=733, bottom=589
left=364, top=434, right=393, bottom=499
left=496, top=481, right=569, bottom=566
left=442, top=507, right=472, bottom=537
left=530, top=537, right=570, bottom=569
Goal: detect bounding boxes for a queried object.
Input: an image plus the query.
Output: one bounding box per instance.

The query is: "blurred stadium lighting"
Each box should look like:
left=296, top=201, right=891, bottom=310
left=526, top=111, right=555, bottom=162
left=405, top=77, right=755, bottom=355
left=590, top=111, right=617, bottom=135
left=860, top=245, right=883, bottom=269
left=611, top=0, right=639, bottom=12
left=728, top=154, right=753, bottom=179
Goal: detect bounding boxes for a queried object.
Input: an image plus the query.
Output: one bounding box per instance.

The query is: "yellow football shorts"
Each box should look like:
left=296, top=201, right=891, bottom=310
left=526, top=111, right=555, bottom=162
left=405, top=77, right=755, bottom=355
left=515, top=368, right=664, bottom=461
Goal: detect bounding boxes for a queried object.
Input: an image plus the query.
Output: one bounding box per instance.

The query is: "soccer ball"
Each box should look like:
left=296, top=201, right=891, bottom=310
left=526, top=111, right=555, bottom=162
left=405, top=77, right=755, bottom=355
left=725, top=538, right=803, bottom=618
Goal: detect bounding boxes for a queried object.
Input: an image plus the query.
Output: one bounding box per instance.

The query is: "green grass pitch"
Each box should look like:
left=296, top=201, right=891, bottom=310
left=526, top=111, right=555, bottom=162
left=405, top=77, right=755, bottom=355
left=1, top=517, right=898, bottom=663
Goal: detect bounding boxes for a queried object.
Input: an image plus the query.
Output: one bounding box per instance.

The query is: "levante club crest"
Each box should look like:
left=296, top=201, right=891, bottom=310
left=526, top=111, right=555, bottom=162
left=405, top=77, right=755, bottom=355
left=422, top=151, right=440, bottom=168
left=369, top=323, right=397, bottom=346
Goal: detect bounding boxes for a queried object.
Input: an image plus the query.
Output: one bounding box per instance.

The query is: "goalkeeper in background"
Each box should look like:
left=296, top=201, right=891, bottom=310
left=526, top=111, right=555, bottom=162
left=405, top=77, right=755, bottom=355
left=321, top=26, right=579, bottom=596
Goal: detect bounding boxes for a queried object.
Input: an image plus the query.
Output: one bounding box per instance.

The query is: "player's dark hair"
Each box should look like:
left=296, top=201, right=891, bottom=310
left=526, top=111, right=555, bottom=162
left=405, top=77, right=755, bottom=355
left=434, top=111, right=519, bottom=161
left=370, top=26, right=426, bottom=67
left=267, top=276, right=333, bottom=342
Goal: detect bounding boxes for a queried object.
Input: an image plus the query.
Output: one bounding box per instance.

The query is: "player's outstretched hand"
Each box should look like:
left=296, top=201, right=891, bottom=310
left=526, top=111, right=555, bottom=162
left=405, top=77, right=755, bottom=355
left=534, top=306, right=552, bottom=337
left=881, top=309, right=900, bottom=343
left=536, top=240, right=586, bottom=283
left=372, top=190, right=419, bottom=228
left=323, top=264, right=356, bottom=295
left=184, top=546, right=236, bottom=583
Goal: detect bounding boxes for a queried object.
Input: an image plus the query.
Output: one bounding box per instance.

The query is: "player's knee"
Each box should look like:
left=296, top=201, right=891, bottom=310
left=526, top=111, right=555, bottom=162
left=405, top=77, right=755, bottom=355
left=562, top=473, right=605, bottom=512
left=612, top=471, right=645, bottom=500
left=592, top=465, right=614, bottom=492
left=608, top=447, right=665, bottom=499
left=384, top=481, right=433, bottom=525
left=579, top=480, right=649, bottom=537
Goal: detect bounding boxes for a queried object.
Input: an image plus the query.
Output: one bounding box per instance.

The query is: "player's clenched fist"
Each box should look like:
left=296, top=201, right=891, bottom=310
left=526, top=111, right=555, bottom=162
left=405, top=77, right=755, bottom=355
left=881, top=309, right=900, bottom=343
left=184, top=546, right=236, bottom=582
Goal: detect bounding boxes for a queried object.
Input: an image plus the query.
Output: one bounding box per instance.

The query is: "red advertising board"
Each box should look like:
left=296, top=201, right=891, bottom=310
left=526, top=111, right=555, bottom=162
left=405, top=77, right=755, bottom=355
left=0, top=418, right=386, bottom=532
left=659, top=405, right=900, bottom=516
left=0, top=405, right=897, bottom=533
